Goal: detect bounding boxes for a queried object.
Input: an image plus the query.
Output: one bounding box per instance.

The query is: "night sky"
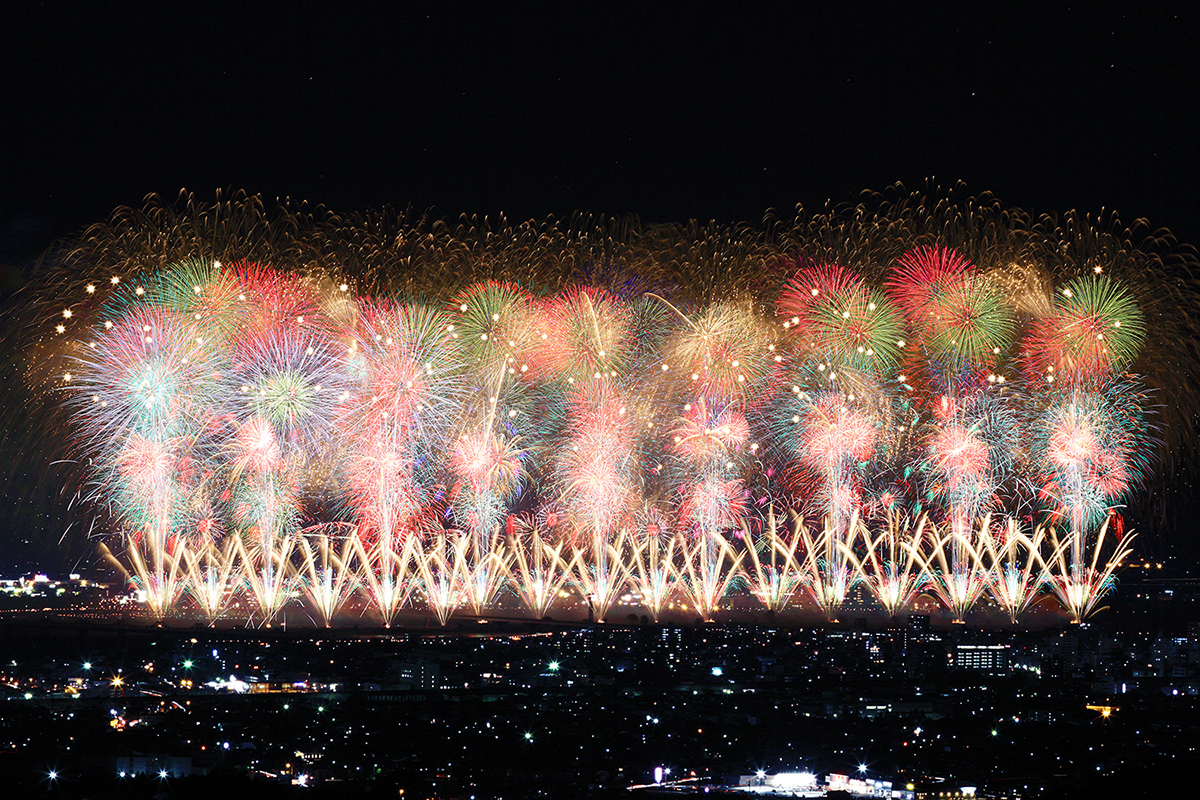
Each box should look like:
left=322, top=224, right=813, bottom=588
left=1, top=4, right=1196, bottom=263
left=0, top=3, right=1197, bottom=570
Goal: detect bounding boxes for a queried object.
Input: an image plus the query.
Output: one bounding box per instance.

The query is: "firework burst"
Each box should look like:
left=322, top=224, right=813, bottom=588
left=27, top=190, right=1186, bottom=627
left=778, top=260, right=906, bottom=376
left=1024, top=274, right=1146, bottom=384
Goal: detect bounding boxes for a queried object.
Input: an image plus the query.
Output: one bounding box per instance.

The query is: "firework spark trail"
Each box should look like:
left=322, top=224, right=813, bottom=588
left=40, top=192, right=1181, bottom=626
left=884, top=245, right=1023, bottom=619
left=841, top=514, right=926, bottom=618
left=740, top=506, right=806, bottom=615
left=338, top=299, right=467, bottom=623
left=767, top=370, right=893, bottom=620
left=556, top=379, right=640, bottom=621
left=915, top=517, right=991, bottom=622
left=416, top=529, right=472, bottom=626
left=181, top=536, right=239, bottom=624
left=676, top=529, right=743, bottom=622
left=539, top=286, right=646, bottom=620
left=1021, top=273, right=1150, bottom=583
left=449, top=432, right=524, bottom=612
left=447, top=281, right=539, bottom=611
left=505, top=517, right=573, bottom=619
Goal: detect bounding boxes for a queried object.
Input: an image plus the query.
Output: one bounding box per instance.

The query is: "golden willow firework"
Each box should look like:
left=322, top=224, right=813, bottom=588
left=7, top=185, right=1197, bottom=626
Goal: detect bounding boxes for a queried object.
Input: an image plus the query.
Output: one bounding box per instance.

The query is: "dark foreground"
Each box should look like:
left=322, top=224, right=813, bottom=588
left=1, top=584, right=1197, bottom=799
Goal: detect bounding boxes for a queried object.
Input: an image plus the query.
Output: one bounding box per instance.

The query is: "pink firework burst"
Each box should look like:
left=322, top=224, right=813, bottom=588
left=451, top=431, right=523, bottom=499
left=1086, top=449, right=1130, bottom=499
left=928, top=424, right=989, bottom=493
left=534, top=286, right=632, bottom=382
left=352, top=352, right=429, bottom=433
left=777, top=260, right=861, bottom=327
left=232, top=416, right=282, bottom=475
left=680, top=478, right=748, bottom=534
left=1037, top=392, right=1139, bottom=529
left=116, top=434, right=175, bottom=495
left=558, top=380, right=638, bottom=532
left=1047, top=417, right=1100, bottom=472
left=338, top=300, right=462, bottom=443
left=228, top=261, right=325, bottom=341
left=797, top=395, right=876, bottom=472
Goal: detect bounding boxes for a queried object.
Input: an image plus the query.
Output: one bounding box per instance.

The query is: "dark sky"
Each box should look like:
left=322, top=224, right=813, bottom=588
left=0, top=3, right=1196, bottom=571
left=1, top=3, right=1197, bottom=265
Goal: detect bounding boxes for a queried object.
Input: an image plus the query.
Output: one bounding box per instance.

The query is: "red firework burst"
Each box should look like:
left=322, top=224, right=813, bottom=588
left=885, top=244, right=972, bottom=328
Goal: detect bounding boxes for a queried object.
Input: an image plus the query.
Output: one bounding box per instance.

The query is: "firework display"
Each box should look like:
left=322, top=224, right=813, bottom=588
left=21, top=191, right=1183, bottom=627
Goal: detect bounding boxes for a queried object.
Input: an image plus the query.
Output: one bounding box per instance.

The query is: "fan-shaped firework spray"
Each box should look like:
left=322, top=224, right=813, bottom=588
left=625, top=507, right=680, bottom=623
left=841, top=514, right=926, bottom=618
left=505, top=516, right=573, bottom=619
left=979, top=518, right=1047, bottom=625
left=740, top=506, right=806, bottom=615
